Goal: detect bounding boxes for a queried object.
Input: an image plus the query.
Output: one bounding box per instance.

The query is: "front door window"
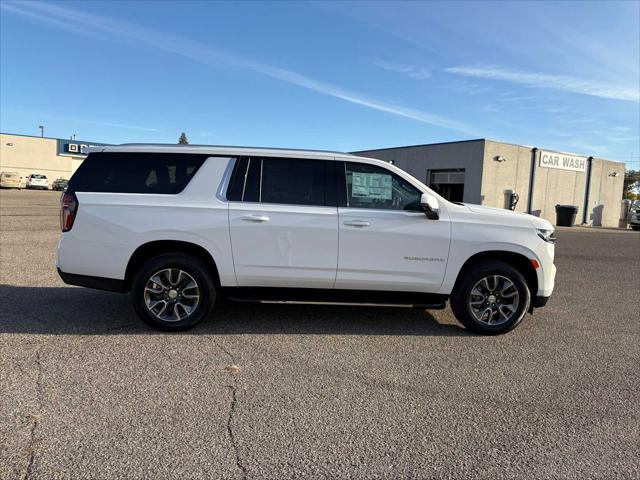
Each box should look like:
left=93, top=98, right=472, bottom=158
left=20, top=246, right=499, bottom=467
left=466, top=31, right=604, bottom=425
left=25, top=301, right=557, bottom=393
left=344, top=162, right=422, bottom=211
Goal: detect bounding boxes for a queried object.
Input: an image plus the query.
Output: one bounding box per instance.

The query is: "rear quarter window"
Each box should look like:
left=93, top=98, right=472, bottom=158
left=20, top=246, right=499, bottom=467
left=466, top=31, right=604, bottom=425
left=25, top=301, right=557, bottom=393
left=68, top=152, right=208, bottom=194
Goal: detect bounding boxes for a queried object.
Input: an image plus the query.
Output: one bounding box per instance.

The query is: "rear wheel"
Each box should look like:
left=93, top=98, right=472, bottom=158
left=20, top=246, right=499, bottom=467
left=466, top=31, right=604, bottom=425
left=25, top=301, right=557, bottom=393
left=451, top=260, right=531, bottom=335
left=131, top=253, right=216, bottom=331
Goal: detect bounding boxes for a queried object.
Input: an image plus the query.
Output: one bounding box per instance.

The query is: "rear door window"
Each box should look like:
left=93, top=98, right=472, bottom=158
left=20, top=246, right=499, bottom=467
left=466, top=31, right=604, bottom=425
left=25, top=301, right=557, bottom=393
left=226, top=157, right=334, bottom=206
left=261, top=157, right=326, bottom=206
left=68, top=152, right=208, bottom=194
left=226, top=157, right=248, bottom=201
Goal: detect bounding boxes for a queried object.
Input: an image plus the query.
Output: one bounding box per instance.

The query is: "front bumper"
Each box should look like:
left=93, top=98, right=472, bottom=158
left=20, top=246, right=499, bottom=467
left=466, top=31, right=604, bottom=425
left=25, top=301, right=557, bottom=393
left=533, top=295, right=550, bottom=308
left=532, top=239, right=556, bottom=298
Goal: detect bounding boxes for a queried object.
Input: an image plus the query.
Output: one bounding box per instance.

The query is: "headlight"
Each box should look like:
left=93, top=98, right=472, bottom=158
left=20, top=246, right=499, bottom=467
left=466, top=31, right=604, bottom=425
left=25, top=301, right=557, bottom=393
left=537, top=228, right=556, bottom=244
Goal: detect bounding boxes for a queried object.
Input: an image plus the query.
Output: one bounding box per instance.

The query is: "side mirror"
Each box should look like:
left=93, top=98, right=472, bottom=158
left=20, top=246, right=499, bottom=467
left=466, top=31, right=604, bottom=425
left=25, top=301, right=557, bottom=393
left=420, top=193, right=440, bottom=220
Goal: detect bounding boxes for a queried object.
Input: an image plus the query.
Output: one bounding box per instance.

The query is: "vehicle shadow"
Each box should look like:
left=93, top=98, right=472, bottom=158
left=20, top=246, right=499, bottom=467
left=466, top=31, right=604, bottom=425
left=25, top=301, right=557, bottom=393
left=1, top=284, right=467, bottom=337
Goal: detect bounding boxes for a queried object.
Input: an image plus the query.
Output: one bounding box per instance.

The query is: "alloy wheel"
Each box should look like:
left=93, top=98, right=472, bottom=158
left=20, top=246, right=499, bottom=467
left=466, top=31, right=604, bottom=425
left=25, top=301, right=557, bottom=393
left=144, top=268, right=200, bottom=322
left=468, top=275, right=520, bottom=326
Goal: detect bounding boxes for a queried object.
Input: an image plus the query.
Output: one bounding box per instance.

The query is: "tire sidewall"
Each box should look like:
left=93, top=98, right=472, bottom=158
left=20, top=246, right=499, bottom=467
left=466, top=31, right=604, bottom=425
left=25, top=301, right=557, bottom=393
left=131, top=253, right=216, bottom=331
left=452, top=261, right=531, bottom=335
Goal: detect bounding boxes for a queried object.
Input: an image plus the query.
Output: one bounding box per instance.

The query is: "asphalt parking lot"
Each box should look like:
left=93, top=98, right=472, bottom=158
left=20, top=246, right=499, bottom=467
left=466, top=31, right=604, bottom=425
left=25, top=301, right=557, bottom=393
left=1, top=189, right=639, bottom=479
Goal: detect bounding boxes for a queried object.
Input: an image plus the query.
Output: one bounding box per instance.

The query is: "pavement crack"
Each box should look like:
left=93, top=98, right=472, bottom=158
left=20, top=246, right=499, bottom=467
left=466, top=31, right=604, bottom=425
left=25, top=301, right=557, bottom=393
left=23, top=347, right=44, bottom=480
left=213, top=339, right=237, bottom=364
left=214, top=340, right=247, bottom=479
left=226, top=383, right=247, bottom=480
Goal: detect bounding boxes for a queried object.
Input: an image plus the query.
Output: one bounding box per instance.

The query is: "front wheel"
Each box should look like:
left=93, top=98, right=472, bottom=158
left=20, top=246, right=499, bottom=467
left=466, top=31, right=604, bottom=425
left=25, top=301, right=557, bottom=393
left=131, top=253, right=216, bottom=331
left=450, top=260, right=531, bottom=335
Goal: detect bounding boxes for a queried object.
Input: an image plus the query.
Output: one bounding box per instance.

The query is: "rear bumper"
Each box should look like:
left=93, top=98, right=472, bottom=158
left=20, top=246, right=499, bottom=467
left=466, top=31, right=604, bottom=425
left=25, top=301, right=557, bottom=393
left=57, top=268, right=126, bottom=293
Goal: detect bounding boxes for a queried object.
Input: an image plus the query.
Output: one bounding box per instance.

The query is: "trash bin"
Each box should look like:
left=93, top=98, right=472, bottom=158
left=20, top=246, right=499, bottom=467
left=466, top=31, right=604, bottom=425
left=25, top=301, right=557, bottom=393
left=555, top=204, right=578, bottom=227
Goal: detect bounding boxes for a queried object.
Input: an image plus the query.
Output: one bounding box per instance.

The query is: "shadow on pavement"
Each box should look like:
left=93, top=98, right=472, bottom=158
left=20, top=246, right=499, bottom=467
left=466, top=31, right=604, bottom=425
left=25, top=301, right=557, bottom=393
left=1, top=284, right=466, bottom=337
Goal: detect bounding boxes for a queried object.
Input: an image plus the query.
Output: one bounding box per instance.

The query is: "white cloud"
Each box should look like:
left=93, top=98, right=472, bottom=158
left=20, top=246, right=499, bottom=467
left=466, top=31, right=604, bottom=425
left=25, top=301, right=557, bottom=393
left=2, top=1, right=476, bottom=135
left=0, top=2, right=102, bottom=38
left=254, top=65, right=473, bottom=133
left=371, top=59, right=431, bottom=80
left=445, top=65, right=639, bottom=103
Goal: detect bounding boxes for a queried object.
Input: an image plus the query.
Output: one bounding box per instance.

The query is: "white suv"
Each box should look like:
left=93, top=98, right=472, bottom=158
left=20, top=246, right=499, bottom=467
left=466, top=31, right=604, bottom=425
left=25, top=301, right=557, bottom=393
left=56, top=145, right=556, bottom=334
left=26, top=173, right=49, bottom=190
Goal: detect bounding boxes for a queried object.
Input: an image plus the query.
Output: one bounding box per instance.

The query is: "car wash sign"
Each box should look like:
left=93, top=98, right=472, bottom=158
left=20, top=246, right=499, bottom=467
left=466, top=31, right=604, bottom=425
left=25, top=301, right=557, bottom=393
left=539, top=150, right=587, bottom=172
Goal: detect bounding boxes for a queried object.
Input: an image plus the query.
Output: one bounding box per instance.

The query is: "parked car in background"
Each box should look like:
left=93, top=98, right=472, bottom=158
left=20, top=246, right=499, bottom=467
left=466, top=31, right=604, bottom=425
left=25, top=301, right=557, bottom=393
left=628, top=201, right=640, bottom=231
left=0, top=171, right=22, bottom=189
left=25, top=174, right=49, bottom=190
left=52, top=178, right=69, bottom=191
left=57, top=144, right=557, bottom=335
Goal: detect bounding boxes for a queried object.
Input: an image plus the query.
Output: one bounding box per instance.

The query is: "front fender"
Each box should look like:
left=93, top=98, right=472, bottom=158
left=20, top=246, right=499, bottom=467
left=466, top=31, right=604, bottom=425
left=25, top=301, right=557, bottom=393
left=438, top=240, right=545, bottom=296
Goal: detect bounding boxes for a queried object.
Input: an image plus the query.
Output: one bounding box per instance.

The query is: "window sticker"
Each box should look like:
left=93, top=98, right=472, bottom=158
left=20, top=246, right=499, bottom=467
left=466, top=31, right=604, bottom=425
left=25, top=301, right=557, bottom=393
left=351, top=172, right=392, bottom=200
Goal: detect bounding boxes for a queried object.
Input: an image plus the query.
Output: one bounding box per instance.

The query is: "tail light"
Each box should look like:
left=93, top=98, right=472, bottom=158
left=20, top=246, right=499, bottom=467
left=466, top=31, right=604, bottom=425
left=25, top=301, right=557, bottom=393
left=60, top=191, right=78, bottom=232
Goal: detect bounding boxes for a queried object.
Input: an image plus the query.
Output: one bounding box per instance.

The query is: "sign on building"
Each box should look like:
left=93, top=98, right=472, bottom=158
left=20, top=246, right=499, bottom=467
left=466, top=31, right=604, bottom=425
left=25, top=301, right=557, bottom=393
left=539, top=150, right=587, bottom=172
left=57, top=139, right=110, bottom=157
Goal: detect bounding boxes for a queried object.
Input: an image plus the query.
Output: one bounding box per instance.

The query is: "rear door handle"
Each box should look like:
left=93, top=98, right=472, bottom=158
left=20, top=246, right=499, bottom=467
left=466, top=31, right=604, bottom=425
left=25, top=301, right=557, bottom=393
left=241, top=215, right=270, bottom=223
left=343, top=220, right=370, bottom=227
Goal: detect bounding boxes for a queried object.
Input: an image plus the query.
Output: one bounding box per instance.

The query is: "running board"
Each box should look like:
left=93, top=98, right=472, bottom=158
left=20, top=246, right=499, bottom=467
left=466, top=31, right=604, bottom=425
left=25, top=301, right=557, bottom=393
left=221, top=287, right=448, bottom=309
left=253, top=300, right=447, bottom=309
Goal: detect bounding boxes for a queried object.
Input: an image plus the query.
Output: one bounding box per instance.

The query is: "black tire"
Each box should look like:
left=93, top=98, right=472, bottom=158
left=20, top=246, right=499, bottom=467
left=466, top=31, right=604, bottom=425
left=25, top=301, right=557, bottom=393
left=131, top=253, right=216, bottom=331
left=631, top=226, right=640, bottom=231
left=450, top=260, right=531, bottom=335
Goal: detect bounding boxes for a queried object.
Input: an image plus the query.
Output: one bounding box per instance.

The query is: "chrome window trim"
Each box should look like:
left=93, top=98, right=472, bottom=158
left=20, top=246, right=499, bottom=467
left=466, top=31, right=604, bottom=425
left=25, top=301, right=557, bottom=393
left=259, top=158, right=264, bottom=202
left=216, top=157, right=238, bottom=202
left=241, top=159, right=250, bottom=201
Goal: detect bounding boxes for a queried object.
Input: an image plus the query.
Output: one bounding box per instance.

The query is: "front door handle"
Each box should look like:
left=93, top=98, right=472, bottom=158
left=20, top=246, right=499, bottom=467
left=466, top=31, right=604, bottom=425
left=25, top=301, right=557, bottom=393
left=241, top=215, right=270, bottom=223
left=343, top=220, right=370, bottom=227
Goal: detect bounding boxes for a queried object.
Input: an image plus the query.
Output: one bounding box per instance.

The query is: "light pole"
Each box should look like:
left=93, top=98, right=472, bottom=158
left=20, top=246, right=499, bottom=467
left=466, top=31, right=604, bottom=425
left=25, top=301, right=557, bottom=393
left=38, top=125, right=44, bottom=138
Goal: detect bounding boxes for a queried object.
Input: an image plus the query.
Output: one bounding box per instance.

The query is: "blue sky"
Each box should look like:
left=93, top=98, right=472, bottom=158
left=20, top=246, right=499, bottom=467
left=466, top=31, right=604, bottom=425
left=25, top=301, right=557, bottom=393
left=1, top=1, right=638, bottom=167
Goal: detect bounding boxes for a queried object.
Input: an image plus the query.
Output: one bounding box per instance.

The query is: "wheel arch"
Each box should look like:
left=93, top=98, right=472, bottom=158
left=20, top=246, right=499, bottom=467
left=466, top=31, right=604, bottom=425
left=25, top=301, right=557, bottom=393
left=124, top=240, right=221, bottom=291
left=453, top=250, right=538, bottom=300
